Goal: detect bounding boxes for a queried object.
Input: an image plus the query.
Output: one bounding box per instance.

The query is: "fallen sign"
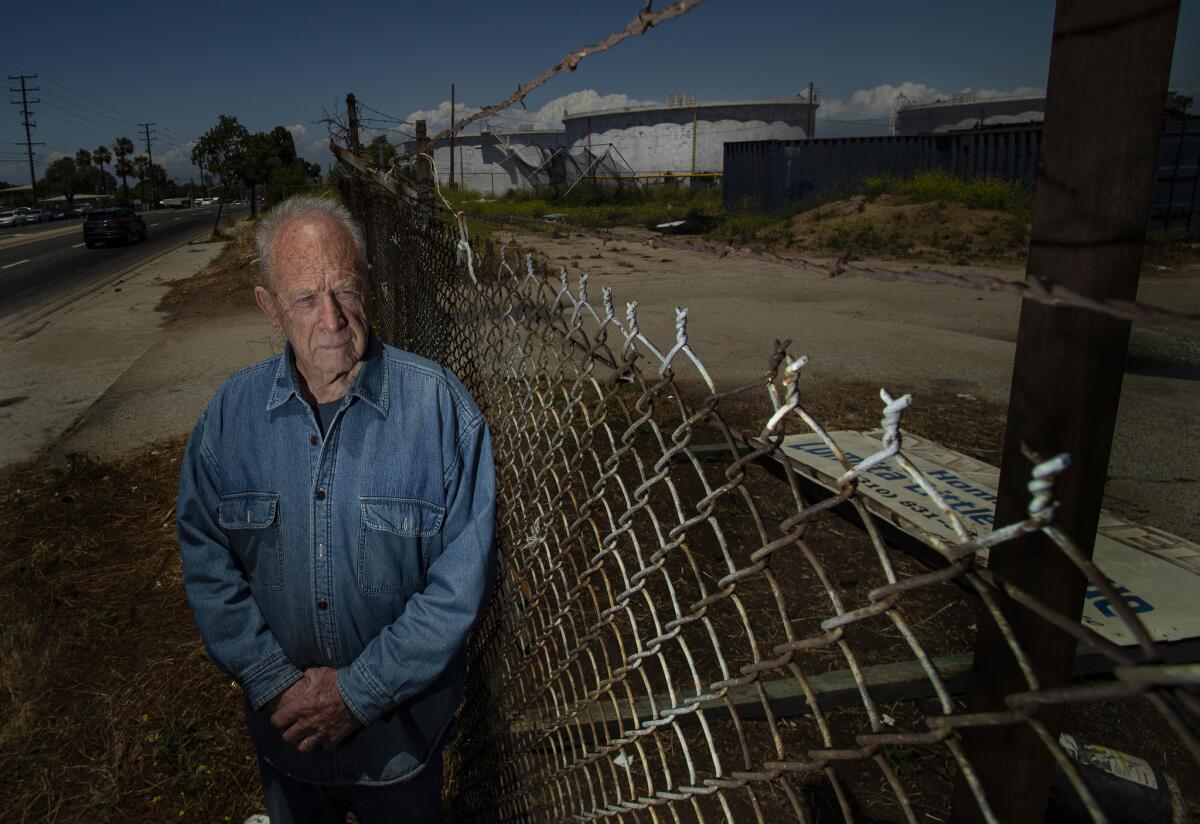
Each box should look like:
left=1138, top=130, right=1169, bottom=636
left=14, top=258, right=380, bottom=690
left=781, top=430, right=1200, bottom=647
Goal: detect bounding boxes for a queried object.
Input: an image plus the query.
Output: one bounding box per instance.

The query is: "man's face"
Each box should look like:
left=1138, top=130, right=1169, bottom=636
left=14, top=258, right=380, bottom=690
left=255, top=216, right=370, bottom=385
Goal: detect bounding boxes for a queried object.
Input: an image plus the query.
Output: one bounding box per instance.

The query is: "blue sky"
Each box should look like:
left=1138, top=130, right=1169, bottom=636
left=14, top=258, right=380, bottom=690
left=2, top=0, right=1197, bottom=183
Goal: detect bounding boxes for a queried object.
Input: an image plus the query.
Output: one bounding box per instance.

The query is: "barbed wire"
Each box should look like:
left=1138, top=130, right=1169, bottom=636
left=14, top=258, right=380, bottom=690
left=423, top=0, right=706, bottom=148
left=355, top=101, right=415, bottom=126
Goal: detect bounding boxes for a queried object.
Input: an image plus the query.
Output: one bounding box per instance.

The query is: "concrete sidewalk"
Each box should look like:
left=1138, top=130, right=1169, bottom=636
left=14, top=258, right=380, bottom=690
left=0, top=238, right=275, bottom=468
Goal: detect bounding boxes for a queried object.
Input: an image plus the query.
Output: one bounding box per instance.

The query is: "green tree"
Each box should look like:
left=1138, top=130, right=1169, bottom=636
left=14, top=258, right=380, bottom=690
left=368, top=134, right=397, bottom=168
left=41, top=157, right=83, bottom=205
left=113, top=136, right=135, bottom=201
left=73, top=149, right=97, bottom=199
left=192, top=115, right=248, bottom=197
left=93, top=145, right=112, bottom=195
left=193, top=115, right=326, bottom=219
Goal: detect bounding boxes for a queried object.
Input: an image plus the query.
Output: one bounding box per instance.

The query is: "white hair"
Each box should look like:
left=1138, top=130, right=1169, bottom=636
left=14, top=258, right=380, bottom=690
left=255, top=195, right=368, bottom=289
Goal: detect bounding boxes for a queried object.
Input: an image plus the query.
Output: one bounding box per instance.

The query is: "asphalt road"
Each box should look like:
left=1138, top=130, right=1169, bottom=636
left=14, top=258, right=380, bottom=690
left=0, top=205, right=248, bottom=319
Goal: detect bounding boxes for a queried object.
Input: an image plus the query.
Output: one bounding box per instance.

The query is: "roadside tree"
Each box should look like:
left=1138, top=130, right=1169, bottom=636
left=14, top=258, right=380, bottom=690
left=193, top=115, right=322, bottom=219
left=93, top=145, right=112, bottom=195
left=113, top=137, right=136, bottom=202
left=41, top=157, right=91, bottom=206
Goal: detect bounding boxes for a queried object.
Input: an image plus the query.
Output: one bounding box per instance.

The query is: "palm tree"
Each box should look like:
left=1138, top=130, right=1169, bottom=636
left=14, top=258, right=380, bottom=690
left=133, top=155, right=150, bottom=206
left=93, top=145, right=112, bottom=195
left=75, top=149, right=93, bottom=197
left=113, top=137, right=135, bottom=201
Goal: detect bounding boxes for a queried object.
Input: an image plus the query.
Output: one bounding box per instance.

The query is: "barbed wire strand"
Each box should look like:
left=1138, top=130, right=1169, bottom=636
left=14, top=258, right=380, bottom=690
left=423, top=0, right=706, bottom=148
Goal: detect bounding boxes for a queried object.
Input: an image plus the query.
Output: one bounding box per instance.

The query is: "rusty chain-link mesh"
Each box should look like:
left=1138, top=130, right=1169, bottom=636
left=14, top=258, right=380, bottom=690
left=338, top=166, right=1199, bottom=823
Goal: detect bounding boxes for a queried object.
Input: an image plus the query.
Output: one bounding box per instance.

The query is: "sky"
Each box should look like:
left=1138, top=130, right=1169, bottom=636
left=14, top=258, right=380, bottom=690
left=2, top=0, right=1197, bottom=184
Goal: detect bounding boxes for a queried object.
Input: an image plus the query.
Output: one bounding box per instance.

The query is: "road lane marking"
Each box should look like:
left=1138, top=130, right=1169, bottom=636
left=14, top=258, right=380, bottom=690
left=72, top=243, right=85, bottom=248
left=172, top=217, right=182, bottom=221
left=1, top=258, right=31, bottom=269
left=149, top=222, right=159, bottom=226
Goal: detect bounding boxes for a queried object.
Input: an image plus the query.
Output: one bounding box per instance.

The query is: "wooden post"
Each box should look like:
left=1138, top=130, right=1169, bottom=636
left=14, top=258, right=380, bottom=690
left=950, top=1, right=1180, bottom=822
left=346, top=92, right=361, bottom=151
left=414, top=119, right=434, bottom=219
left=449, top=82, right=456, bottom=189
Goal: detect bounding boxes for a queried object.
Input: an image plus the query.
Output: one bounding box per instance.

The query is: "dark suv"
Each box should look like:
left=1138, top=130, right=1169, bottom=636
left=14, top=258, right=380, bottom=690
left=82, top=207, right=148, bottom=247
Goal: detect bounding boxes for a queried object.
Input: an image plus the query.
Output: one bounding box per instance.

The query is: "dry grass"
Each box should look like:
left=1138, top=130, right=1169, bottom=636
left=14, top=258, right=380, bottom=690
left=0, top=440, right=262, bottom=822
left=158, top=219, right=261, bottom=323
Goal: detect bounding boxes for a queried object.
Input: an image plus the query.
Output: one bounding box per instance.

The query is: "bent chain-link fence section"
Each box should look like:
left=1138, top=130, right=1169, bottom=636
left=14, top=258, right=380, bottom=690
left=337, top=166, right=1200, bottom=823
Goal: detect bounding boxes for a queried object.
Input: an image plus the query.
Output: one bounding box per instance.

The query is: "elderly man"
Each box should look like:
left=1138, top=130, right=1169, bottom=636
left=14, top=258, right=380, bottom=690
left=177, top=195, right=495, bottom=823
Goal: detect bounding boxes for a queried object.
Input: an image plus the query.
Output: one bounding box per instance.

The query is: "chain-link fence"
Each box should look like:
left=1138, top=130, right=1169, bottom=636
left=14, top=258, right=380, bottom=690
left=338, top=162, right=1199, bottom=823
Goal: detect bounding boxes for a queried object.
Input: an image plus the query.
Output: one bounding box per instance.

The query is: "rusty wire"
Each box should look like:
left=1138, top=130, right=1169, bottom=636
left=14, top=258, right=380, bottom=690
left=422, top=1, right=707, bottom=148
left=337, top=162, right=1200, bottom=824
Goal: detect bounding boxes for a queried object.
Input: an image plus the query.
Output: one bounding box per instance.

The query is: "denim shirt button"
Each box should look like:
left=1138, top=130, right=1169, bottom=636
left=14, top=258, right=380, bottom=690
left=309, top=435, right=318, bottom=446
left=315, top=488, right=326, bottom=501
left=317, top=598, right=328, bottom=610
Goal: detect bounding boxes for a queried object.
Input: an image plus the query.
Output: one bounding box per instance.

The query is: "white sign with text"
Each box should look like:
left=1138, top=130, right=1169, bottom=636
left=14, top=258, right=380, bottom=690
left=781, top=430, right=1200, bottom=647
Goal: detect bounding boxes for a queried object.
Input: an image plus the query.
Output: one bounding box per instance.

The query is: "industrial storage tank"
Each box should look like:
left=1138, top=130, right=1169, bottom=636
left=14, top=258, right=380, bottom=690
left=892, top=92, right=1045, bottom=135
left=561, top=94, right=818, bottom=178
left=418, top=127, right=569, bottom=195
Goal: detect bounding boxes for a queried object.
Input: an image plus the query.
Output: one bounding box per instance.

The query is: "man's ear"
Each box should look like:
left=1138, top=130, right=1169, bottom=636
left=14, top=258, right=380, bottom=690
left=255, top=285, right=283, bottom=331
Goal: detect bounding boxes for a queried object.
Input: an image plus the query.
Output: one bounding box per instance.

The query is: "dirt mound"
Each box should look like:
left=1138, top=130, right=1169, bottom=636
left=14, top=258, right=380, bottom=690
left=786, top=194, right=1030, bottom=264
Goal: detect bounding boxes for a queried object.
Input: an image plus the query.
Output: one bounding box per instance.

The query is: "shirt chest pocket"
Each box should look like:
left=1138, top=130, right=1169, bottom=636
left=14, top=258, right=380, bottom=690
left=218, top=492, right=283, bottom=591
left=358, top=497, right=446, bottom=598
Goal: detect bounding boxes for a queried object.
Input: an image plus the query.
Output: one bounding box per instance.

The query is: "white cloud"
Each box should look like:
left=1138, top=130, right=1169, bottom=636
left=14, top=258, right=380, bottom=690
left=402, top=89, right=659, bottom=135
left=286, top=123, right=308, bottom=138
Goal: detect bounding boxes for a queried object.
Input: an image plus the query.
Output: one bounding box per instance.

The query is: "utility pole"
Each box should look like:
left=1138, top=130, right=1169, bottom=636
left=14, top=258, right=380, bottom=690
left=9, top=73, right=43, bottom=205
left=414, top=119, right=433, bottom=217
left=139, top=122, right=156, bottom=209
left=449, top=82, right=456, bottom=188
left=689, top=108, right=698, bottom=179
left=346, top=93, right=361, bottom=151
left=807, top=81, right=816, bottom=139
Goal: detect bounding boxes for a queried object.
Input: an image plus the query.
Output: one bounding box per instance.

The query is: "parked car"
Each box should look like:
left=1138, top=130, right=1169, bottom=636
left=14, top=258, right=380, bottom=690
left=0, top=210, right=21, bottom=228
left=82, top=207, right=148, bottom=247
left=14, top=207, right=44, bottom=224
left=48, top=207, right=70, bottom=221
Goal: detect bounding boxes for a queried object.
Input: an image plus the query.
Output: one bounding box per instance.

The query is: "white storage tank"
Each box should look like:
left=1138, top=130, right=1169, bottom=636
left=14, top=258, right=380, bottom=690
left=561, top=95, right=818, bottom=177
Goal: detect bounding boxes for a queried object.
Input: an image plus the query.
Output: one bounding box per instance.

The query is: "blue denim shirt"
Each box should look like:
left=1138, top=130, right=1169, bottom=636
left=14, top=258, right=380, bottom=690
left=177, top=334, right=496, bottom=785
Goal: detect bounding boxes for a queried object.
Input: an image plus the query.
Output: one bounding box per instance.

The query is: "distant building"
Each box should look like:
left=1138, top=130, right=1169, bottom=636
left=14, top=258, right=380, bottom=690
left=414, top=93, right=821, bottom=194
left=893, top=92, right=1045, bottom=135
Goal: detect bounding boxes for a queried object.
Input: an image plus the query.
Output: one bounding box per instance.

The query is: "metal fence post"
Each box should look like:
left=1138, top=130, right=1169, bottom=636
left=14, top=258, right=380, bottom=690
left=949, top=1, right=1181, bottom=821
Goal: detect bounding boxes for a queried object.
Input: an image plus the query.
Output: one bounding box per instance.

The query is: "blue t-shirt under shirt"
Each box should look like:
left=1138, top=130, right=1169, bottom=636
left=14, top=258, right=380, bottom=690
left=315, top=399, right=341, bottom=437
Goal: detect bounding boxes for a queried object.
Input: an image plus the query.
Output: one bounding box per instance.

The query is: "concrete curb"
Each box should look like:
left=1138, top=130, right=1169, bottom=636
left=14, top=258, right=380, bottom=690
left=2, top=231, right=223, bottom=344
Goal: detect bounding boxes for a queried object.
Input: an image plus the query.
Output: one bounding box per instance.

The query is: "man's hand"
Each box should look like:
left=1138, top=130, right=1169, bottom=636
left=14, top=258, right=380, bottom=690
left=268, top=667, right=361, bottom=752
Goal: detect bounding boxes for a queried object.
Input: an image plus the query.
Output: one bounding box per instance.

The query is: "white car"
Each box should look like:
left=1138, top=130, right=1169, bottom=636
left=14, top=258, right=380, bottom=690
left=0, top=210, right=21, bottom=228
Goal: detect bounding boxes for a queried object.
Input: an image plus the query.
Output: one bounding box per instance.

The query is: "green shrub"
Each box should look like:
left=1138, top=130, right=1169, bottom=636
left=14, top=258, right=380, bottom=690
left=858, top=170, right=1033, bottom=222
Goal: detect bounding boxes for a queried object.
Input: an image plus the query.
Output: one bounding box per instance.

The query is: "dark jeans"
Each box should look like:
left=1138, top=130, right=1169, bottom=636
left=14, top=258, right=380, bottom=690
left=257, top=748, right=443, bottom=824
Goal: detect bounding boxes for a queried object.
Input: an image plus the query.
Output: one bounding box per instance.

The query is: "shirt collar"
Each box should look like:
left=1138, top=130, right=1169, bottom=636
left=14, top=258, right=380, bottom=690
left=265, top=333, right=389, bottom=416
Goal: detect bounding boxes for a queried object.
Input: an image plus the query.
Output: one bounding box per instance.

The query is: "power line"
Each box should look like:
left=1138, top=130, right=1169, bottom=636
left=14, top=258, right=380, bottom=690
left=9, top=73, right=43, bottom=203
left=38, top=90, right=138, bottom=130
left=356, top=101, right=414, bottom=126
left=35, top=77, right=144, bottom=127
